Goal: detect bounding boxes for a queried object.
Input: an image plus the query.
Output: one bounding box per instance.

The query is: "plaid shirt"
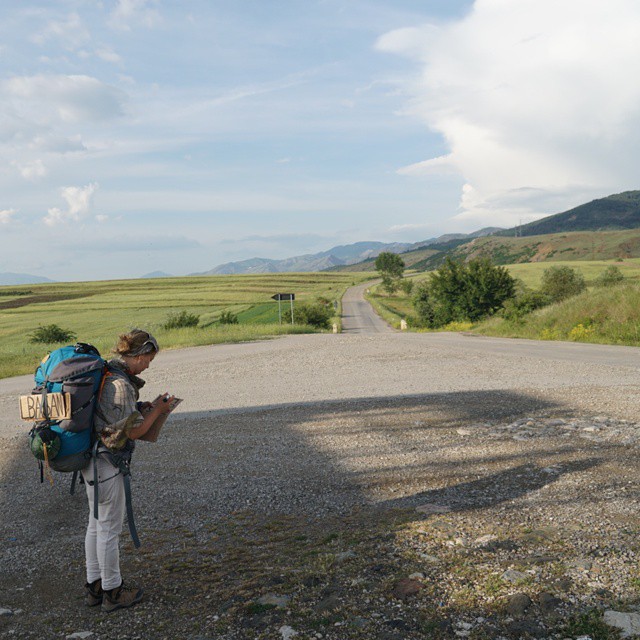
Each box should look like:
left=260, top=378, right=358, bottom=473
left=94, top=359, right=144, bottom=450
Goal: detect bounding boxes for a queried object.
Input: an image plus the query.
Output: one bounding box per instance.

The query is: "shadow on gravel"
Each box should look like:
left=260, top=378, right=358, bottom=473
left=1, top=388, right=618, bottom=639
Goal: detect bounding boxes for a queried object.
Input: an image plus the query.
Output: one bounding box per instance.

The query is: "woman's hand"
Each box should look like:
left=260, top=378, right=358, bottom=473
left=151, top=394, right=176, bottom=415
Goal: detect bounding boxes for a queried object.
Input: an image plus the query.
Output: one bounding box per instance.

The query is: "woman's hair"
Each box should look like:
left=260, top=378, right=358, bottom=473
left=113, top=329, right=159, bottom=357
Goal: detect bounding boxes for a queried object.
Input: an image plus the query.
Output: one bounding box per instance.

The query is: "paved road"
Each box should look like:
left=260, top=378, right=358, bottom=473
left=341, top=280, right=394, bottom=333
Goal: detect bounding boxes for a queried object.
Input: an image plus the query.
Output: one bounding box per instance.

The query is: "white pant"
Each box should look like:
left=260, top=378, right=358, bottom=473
left=82, top=456, right=125, bottom=591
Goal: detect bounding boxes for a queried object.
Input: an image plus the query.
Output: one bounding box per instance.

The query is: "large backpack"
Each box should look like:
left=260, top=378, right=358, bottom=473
left=28, top=343, right=141, bottom=547
left=29, top=342, right=106, bottom=473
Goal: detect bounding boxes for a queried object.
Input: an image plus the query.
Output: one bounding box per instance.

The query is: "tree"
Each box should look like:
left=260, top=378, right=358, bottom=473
left=413, top=257, right=516, bottom=327
left=540, top=266, right=586, bottom=302
left=459, top=257, right=518, bottom=321
left=375, top=252, right=405, bottom=279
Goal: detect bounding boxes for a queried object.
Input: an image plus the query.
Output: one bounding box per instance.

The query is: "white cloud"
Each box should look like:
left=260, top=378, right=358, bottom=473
left=377, top=0, right=640, bottom=227
left=12, top=158, right=47, bottom=181
left=31, top=12, right=90, bottom=50
left=96, top=214, right=109, bottom=223
left=5, top=74, right=126, bottom=124
left=109, top=0, right=161, bottom=31
left=0, top=209, right=17, bottom=225
left=30, top=134, right=87, bottom=154
left=95, top=47, right=123, bottom=64
left=44, top=183, right=98, bottom=226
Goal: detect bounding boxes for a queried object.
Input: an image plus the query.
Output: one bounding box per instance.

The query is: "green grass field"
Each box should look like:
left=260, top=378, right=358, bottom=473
left=0, top=273, right=370, bottom=379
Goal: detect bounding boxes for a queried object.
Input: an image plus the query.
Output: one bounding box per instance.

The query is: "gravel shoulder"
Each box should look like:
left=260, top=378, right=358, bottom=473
left=2, top=332, right=640, bottom=639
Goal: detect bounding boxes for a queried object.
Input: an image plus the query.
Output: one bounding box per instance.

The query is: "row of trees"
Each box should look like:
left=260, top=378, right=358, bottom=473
left=374, top=250, right=626, bottom=329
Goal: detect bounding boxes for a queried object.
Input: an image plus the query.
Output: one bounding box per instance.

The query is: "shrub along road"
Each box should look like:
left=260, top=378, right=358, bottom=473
left=2, top=284, right=640, bottom=639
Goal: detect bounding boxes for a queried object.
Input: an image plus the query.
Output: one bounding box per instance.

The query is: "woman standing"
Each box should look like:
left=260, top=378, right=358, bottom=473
left=82, top=329, right=174, bottom=613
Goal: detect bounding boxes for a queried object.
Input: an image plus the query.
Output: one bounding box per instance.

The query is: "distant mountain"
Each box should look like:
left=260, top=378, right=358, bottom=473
left=0, top=272, right=55, bottom=286
left=327, top=228, right=505, bottom=272
left=497, top=191, right=640, bottom=237
left=141, top=271, right=173, bottom=278
left=192, top=241, right=413, bottom=275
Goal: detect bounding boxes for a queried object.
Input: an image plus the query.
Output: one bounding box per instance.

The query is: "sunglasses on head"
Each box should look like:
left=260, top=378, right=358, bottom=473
left=138, top=336, right=159, bottom=354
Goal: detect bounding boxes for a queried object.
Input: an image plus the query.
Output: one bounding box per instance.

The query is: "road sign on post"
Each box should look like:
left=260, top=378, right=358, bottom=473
left=271, top=293, right=295, bottom=325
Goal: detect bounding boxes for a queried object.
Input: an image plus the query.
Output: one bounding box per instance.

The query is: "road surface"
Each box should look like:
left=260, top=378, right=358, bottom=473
left=340, top=280, right=394, bottom=333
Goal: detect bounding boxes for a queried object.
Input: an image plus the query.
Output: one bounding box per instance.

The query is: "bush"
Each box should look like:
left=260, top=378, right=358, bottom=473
left=501, top=290, right=551, bottom=322
left=399, top=278, right=414, bottom=295
left=594, top=265, right=624, bottom=287
left=381, top=274, right=399, bottom=295
left=29, top=324, right=77, bottom=344
left=412, top=281, right=442, bottom=328
left=540, top=266, right=586, bottom=302
left=293, top=301, right=332, bottom=329
left=219, top=310, right=239, bottom=325
left=414, top=257, right=516, bottom=328
left=163, top=310, right=200, bottom=330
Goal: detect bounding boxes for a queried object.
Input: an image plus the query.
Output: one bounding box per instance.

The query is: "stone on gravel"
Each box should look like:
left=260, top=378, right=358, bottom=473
left=538, top=592, right=561, bottom=612
left=603, top=611, right=640, bottom=638
left=257, top=594, right=290, bottom=608
left=501, top=569, right=528, bottom=583
left=279, top=625, right=298, bottom=640
left=314, top=594, right=341, bottom=613
left=0, top=608, right=13, bottom=616
left=66, top=633, right=94, bottom=640
left=391, top=578, right=423, bottom=600
left=506, top=593, right=532, bottom=616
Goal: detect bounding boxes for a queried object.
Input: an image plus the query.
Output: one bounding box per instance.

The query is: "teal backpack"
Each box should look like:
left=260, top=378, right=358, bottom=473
left=29, top=343, right=141, bottom=547
left=30, top=342, right=105, bottom=473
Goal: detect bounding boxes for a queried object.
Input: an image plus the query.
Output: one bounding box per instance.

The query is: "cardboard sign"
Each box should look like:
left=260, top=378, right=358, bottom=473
left=20, top=392, right=71, bottom=421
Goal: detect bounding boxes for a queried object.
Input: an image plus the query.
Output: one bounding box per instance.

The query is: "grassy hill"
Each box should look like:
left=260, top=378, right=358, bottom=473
left=476, top=281, right=640, bottom=346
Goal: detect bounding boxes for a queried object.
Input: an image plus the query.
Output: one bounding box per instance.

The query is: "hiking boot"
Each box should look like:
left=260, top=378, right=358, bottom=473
left=85, top=578, right=103, bottom=607
left=102, top=582, right=144, bottom=613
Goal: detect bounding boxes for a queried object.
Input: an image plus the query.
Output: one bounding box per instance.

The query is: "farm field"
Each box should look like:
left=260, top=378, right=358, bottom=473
left=0, top=272, right=371, bottom=379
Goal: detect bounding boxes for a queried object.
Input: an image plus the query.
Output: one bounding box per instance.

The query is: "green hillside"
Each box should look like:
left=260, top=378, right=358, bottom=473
left=497, top=190, right=640, bottom=236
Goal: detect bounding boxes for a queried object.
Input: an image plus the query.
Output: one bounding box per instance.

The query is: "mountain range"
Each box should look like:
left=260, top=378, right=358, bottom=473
left=193, top=229, right=501, bottom=276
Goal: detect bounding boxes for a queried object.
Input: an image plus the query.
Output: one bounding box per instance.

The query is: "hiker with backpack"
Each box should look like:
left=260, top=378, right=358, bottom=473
left=82, top=329, right=175, bottom=612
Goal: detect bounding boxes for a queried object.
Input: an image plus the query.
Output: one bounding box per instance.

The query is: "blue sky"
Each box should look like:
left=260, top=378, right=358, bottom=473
left=1, top=0, right=639, bottom=280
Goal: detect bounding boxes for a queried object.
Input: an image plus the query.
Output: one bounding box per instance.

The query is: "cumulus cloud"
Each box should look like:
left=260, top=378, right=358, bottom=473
left=0, top=209, right=17, bottom=225
left=109, top=0, right=161, bottom=31
left=377, top=0, right=640, bottom=226
left=5, top=74, right=126, bottom=124
left=44, top=183, right=98, bottom=226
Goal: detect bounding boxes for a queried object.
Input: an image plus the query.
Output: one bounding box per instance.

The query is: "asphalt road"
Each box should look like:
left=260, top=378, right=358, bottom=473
left=341, top=280, right=394, bottom=333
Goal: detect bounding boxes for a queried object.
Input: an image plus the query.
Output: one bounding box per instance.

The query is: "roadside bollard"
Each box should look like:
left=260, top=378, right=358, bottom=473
left=333, top=323, right=338, bottom=333
left=400, top=319, right=407, bottom=331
